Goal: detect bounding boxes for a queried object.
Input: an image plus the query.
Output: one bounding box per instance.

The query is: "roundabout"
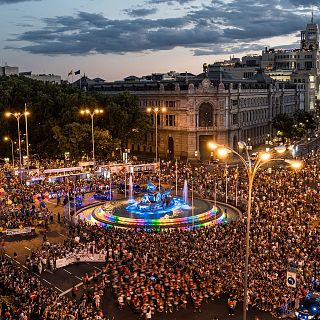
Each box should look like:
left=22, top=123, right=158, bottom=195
left=79, top=181, right=226, bottom=229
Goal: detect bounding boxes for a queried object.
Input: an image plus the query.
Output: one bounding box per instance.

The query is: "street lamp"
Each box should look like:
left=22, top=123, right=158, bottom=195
left=24, top=104, right=30, bottom=179
left=147, top=107, right=166, bottom=163
left=80, top=108, right=103, bottom=169
left=209, top=141, right=302, bottom=320
left=6, top=112, right=26, bottom=184
left=4, top=136, right=14, bottom=166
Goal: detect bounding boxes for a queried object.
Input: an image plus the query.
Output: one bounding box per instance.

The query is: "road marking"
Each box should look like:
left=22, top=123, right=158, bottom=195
left=59, top=281, right=83, bottom=296
left=5, top=254, right=10, bottom=259
left=63, top=269, right=72, bottom=275
left=94, top=266, right=101, bottom=271
left=55, top=286, right=63, bottom=293
left=25, top=247, right=31, bottom=251
left=58, top=233, right=66, bottom=237
left=22, top=265, right=28, bottom=270
left=75, top=276, right=82, bottom=280
left=43, top=279, right=52, bottom=285
left=16, top=261, right=21, bottom=265
left=59, top=271, right=102, bottom=297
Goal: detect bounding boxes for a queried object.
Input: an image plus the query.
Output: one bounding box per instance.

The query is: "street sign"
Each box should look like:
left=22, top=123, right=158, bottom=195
left=287, top=270, right=297, bottom=288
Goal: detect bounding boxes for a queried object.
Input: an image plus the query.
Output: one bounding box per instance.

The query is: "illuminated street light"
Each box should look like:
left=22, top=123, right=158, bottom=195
left=80, top=108, right=104, bottom=169
left=147, top=106, right=166, bottom=163
left=209, top=141, right=303, bottom=320
left=4, top=136, right=15, bottom=166
left=6, top=111, right=29, bottom=184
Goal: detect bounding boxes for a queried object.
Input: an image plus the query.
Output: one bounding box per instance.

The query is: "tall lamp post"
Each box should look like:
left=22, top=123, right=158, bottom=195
left=6, top=112, right=26, bottom=184
left=24, top=104, right=30, bottom=179
left=4, top=136, right=15, bottom=166
left=80, top=108, right=103, bottom=170
left=209, top=141, right=302, bottom=320
left=147, top=107, right=166, bottom=163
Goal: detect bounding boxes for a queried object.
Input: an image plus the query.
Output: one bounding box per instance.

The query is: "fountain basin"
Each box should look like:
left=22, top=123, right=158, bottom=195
left=87, top=197, right=224, bottom=229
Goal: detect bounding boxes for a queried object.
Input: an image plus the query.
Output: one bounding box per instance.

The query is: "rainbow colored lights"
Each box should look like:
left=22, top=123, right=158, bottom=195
left=91, top=204, right=224, bottom=229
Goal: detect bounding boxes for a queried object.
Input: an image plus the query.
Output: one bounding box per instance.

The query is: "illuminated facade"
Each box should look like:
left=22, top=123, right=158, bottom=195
left=93, top=67, right=304, bottom=160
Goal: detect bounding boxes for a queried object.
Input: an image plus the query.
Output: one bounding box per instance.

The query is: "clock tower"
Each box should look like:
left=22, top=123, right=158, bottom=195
left=301, top=12, right=319, bottom=50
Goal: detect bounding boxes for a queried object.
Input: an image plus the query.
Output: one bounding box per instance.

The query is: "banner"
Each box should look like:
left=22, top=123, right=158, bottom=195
left=5, top=227, right=32, bottom=236
left=55, top=252, right=106, bottom=269
left=55, top=258, right=67, bottom=269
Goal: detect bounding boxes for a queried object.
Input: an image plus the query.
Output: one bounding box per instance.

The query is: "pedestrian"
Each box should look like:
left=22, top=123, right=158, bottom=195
left=72, top=286, right=77, bottom=300
left=228, top=295, right=236, bottom=316
left=58, top=211, right=61, bottom=224
left=146, top=306, right=152, bottom=319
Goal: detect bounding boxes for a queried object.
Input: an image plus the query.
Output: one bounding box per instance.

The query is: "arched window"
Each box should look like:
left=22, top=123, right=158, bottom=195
left=199, top=103, right=213, bottom=127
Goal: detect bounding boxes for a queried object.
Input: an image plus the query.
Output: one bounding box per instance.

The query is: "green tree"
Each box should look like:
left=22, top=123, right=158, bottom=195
left=293, top=110, right=316, bottom=131
left=272, top=113, right=294, bottom=139
left=52, top=122, right=91, bottom=160
left=94, top=129, right=120, bottom=160
left=104, top=92, right=151, bottom=149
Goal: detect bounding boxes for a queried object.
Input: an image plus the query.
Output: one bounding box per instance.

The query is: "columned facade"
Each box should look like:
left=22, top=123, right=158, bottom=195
left=94, top=73, right=304, bottom=160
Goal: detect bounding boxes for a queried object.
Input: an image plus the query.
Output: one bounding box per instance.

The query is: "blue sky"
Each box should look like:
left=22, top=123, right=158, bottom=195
left=0, top=0, right=318, bottom=81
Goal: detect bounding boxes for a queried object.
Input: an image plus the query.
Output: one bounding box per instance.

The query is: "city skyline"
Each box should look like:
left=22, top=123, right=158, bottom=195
left=0, top=0, right=318, bottom=81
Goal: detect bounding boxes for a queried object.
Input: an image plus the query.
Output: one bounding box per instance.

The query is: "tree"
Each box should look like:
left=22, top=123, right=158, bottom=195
left=94, top=129, right=120, bottom=160
left=272, top=113, right=294, bottom=139
left=52, top=122, right=91, bottom=160
left=293, top=110, right=316, bottom=131
left=104, top=92, right=151, bottom=149
left=0, top=76, right=152, bottom=160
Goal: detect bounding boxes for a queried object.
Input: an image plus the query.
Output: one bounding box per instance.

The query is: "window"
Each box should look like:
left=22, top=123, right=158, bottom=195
left=165, top=100, right=176, bottom=108
left=232, top=114, right=238, bottom=125
left=199, top=103, right=213, bottom=127
left=166, top=115, right=176, bottom=126
left=232, top=100, right=238, bottom=107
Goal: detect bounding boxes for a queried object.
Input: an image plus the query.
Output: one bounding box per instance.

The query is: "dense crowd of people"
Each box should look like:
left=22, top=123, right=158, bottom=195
left=0, top=153, right=319, bottom=319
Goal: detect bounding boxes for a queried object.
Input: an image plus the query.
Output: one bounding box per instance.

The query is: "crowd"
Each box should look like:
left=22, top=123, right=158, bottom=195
left=0, top=256, right=105, bottom=319
left=0, top=153, right=319, bottom=319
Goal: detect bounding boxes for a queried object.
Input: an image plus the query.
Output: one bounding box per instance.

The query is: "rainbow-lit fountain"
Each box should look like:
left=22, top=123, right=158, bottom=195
left=81, top=180, right=224, bottom=229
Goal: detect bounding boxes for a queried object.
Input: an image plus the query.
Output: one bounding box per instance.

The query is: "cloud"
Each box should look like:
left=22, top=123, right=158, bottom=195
left=0, top=0, right=41, bottom=4
left=125, top=7, right=158, bottom=17
left=146, top=0, right=194, bottom=4
left=6, top=0, right=317, bottom=57
left=288, top=0, right=320, bottom=7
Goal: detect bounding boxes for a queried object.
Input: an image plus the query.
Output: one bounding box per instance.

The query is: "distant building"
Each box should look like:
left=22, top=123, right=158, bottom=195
left=0, top=65, right=19, bottom=76
left=20, top=72, right=61, bottom=84
left=91, top=65, right=304, bottom=160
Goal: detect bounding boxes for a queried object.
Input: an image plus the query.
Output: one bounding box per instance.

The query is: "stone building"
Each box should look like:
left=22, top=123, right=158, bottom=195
left=216, top=18, right=320, bottom=112
left=92, top=66, right=305, bottom=160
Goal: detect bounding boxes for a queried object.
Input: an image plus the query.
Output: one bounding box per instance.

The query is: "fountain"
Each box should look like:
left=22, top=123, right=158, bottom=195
left=128, top=174, right=134, bottom=203
left=183, top=179, right=188, bottom=204
left=127, top=181, right=174, bottom=213
left=181, top=179, right=190, bottom=209
left=85, top=180, right=223, bottom=229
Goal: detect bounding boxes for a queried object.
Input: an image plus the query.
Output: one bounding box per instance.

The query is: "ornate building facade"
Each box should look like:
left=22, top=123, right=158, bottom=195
left=93, top=67, right=305, bottom=160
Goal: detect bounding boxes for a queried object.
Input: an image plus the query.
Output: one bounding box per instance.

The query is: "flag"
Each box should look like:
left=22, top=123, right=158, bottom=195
left=68, top=70, right=73, bottom=76
left=75, top=70, right=80, bottom=75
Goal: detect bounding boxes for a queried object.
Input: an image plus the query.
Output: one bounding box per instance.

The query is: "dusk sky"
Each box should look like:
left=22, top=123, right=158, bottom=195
left=0, top=0, right=318, bottom=81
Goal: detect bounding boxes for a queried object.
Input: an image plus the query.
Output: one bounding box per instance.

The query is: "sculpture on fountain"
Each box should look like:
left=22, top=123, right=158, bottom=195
left=136, top=181, right=174, bottom=212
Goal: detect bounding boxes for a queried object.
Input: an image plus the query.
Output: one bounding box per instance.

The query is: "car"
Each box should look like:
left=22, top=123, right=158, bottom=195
left=296, top=292, right=320, bottom=320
